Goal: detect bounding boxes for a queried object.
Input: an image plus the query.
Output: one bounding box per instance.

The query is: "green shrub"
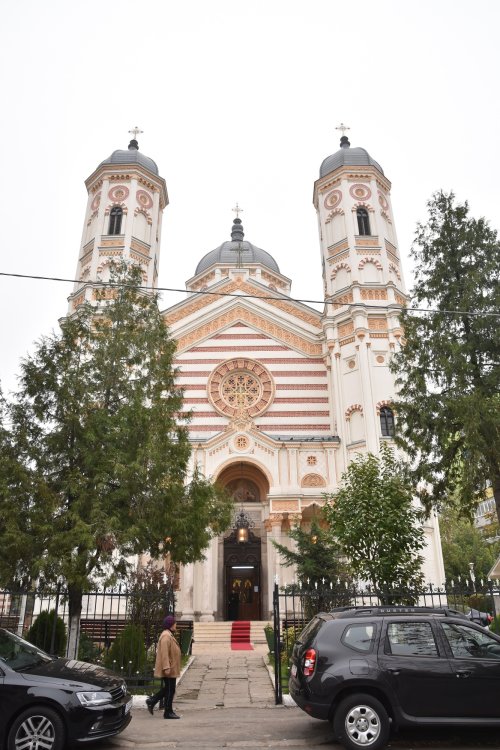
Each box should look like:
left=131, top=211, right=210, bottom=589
left=281, top=625, right=300, bottom=666
left=490, top=614, right=500, bottom=635
left=26, top=610, right=67, bottom=657
left=78, top=633, right=102, bottom=663
left=103, top=624, right=147, bottom=676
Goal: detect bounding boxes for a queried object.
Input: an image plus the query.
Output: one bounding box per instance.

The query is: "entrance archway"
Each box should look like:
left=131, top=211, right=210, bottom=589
left=218, top=462, right=269, bottom=621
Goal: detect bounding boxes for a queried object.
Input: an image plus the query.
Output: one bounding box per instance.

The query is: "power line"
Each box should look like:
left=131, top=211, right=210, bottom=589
left=0, top=270, right=499, bottom=318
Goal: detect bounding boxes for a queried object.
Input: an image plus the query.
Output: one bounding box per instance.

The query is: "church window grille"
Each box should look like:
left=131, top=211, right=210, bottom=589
left=108, top=206, right=123, bottom=235
left=356, top=208, right=371, bottom=236
left=380, top=406, right=395, bottom=437
left=307, top=455, right=317, bottom=466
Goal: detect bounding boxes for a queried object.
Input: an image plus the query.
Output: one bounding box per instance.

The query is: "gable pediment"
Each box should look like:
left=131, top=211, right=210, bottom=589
left=174, top=303, right=323, bottom=356
left=163, top=278, right=322, bottom=329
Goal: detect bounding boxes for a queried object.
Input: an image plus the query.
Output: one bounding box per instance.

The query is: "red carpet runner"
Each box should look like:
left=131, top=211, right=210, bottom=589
left=230, top=620, right=253, bottom=650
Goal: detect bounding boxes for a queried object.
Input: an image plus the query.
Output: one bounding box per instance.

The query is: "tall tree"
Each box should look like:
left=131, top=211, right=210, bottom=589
left=0, top=264, right=232, bottom=656
left=391, top=191, right=500, bottom=521
left=439, top=505, right=500, bottom=583
left=323, top=444, right=426, bottom=593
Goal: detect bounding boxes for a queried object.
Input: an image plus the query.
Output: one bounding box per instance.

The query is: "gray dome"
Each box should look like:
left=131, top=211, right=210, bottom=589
left=195, top=218, right=280, bottom=275
left=99, top=139, right=159, bottom=176
left=320, top=136, right=383, bottom=178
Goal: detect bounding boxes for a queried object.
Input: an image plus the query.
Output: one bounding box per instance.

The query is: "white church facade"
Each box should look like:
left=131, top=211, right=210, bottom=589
left=68, top=133, right=445, bottom=621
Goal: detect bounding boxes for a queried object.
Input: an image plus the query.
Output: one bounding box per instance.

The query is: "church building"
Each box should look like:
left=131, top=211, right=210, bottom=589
left=67, top=132, right=445, bottom=621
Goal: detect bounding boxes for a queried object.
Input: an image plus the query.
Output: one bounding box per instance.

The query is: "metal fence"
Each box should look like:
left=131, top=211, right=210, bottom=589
left=0, top=583, right=187, bottom=692
left=271, top=579, right=500, bottom=704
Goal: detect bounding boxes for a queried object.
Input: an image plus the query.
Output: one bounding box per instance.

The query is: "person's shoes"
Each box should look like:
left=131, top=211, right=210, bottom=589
left=163, top=711, right=181, bottom=719
left=146, top=698, right=154, bottom=716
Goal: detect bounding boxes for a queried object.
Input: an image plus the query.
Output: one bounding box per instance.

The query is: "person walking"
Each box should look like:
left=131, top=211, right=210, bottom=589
left=146, top=615, right=182, bottom=719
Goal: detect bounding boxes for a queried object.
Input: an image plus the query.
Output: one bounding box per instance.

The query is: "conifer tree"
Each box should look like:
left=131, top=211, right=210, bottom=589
left=391, top=191, right=500, bottom=522
left=0, top=264, right=232, bottom=656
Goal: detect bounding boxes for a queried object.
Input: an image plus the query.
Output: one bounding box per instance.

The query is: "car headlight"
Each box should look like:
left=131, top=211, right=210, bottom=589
left=76, top=691, right=112, bottom=706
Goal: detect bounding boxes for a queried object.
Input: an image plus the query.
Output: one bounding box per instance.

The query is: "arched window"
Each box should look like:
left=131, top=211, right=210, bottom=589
left=108, top=206, right=123, bottom=235
left=356, top=207, right=371, bottom=236
left=380, top=406, right=395, bottom=437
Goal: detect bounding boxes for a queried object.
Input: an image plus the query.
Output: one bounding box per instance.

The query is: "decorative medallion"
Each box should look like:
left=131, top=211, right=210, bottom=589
left=91, top=191, right=101, bottom=211
left=378, top=191, right=389, bottom=211
left=108, top=185, right=129, bottom=202
left=136, top=189, right=153, bottom=209
left=349, top=183, right=371, bottom=201
left=376, top=355, right=385, bottom=364
left=324, top=189, right=342, bottom=210
left=234, top=435, right=250, bottom=451
left=208, top=358, right=274, bottom=418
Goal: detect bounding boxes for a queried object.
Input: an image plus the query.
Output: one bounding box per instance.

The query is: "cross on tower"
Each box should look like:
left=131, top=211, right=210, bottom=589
left=232, top=202, right=243, bottom=219
left=335, top=122, right=350, bottom=137
left=128, top=126, right=144, bottom=139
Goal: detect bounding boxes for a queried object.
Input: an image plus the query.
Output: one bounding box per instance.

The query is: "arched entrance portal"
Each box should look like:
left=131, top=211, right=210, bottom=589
left=217, top=462, right=269, bottom=622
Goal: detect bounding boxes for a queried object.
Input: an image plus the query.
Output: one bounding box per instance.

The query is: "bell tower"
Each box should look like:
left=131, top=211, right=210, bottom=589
left=68, top=133, right=168, bottom=313
left=313, top=130, right=407, bottom=462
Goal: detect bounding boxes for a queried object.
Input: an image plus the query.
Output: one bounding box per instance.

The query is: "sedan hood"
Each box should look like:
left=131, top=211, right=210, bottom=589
left=19, top=658, right=123, bottom=690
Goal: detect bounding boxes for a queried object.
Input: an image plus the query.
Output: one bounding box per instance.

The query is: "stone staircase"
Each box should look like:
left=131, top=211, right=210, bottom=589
left=193, top=620, right=270, bottom=646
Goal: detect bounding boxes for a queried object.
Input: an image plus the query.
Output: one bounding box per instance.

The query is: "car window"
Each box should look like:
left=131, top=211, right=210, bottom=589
left=385, top=621, right=438, bottom=657
left=441, top=622, right=500, bottom=660
left=296, top=617, right=324, bottom=646
left=0, top=629, right=52, bottom=670
left=342, top=623, right=375, bottom=652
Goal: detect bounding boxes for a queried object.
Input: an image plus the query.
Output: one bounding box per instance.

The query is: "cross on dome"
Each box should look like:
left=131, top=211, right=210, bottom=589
left=232, top=202, right=243, bottom=219
left=128, top=126, right=144, bottom=140
left=335, top=122, right=350, bottom=138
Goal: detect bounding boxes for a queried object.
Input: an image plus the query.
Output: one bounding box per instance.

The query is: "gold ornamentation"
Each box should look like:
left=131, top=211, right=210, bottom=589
left=368, top=318, right=388, bottom=330
left=338, top=321, right=354, bottom=337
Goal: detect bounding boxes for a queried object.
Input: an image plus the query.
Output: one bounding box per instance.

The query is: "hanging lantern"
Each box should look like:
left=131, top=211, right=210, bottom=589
left=233, top=508, right=254, bottom=544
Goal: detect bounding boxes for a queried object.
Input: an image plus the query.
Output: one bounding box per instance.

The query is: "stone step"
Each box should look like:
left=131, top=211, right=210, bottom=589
left=193, top=620, right=270, bottom=644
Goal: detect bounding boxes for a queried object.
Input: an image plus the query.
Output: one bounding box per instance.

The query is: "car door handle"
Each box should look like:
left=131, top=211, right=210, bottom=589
left=387, top=668, right=400, bottom=675
left=456, top=670, right=472, bottom=678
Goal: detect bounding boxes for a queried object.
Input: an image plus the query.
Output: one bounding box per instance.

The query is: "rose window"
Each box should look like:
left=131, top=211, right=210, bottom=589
left=222, top=373, right=261, bottom=409
left=208, top=359, right=274, bottom=418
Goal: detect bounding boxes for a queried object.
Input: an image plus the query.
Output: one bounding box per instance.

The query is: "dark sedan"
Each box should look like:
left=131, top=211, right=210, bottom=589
left=0, top=627, right=132, bottom=750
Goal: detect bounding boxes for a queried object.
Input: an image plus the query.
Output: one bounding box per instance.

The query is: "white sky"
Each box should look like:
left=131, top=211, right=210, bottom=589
left=1, top=0, right=498, bottom=396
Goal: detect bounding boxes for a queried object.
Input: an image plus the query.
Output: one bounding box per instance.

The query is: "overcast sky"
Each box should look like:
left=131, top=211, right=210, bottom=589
left=1, top=0, right=498, bottom=396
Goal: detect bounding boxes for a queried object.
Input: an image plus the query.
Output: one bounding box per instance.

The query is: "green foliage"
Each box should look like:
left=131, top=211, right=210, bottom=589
left=390, top=191, right=500, bottom=523
left=26, top=610, right=67, bottom=657
left=490, top=614, right=500, bottom=635
left=439, top=506, right=500, bottom=582
left=104, top=623, right=147, bottom=675
left=0, top=263, right=233, bottom=617
left=127, top=561, right=175, bottom=649
left=77, top=632, right=102, bottom=663
left=281, top=625, right=300, bottom=666
left=272, top=518, right=349, bottom=585
left=323, top=444, right=426, bottom=595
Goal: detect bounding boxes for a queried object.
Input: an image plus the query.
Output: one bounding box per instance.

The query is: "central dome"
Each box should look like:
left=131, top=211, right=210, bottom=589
left=99, top=139, right=159, bottom=176
left=320, top=136, right=384, bottom=178
left=195, top=218, right=280, bottom=275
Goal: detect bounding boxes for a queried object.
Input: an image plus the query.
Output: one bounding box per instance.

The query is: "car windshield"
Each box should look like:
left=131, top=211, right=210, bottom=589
left=0, top=628, right=54, bottom=671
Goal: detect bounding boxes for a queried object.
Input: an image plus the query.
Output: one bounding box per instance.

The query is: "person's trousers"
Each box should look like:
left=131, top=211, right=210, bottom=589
left=150, top=677, right=177, bottom=714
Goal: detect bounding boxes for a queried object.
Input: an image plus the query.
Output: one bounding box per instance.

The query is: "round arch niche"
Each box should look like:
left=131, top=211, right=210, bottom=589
left=217, top=462, right=269, bottom=503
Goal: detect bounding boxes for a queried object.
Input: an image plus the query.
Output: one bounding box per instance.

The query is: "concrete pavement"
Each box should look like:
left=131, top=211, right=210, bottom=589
left=98, top=643, right=500, bottom=750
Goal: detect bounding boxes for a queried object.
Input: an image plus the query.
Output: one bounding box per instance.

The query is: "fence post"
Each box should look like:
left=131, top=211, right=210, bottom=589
left=273, top=581, right=282, bottom=705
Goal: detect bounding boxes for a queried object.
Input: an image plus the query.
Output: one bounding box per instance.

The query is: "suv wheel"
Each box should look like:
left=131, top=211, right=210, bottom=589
left=7, top=706, right=65, bottom=750
left=334, top=693, right=390, bottom=750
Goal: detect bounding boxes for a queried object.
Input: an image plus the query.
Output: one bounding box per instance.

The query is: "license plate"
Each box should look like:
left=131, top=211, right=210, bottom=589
left=124, top=699, right=132, bottom=715
left=291, top=664, right=297, bottom=677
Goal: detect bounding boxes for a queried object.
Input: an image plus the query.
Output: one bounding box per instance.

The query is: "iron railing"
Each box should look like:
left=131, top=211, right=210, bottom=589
left=271, top=579, right=500, bottom=704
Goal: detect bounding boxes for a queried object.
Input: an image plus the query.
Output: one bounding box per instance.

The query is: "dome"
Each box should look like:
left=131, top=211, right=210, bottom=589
left=99, top=139, right=159, bottom=176
left=319, top=136, right=383, bottom=178
left=195, top=218, right=280, bottom=275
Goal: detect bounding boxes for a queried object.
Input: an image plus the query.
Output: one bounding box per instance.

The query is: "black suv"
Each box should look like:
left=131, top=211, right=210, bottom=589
left=0, top=627, right=132, bottom=750
left=289, top=606, right=500, bottom=750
